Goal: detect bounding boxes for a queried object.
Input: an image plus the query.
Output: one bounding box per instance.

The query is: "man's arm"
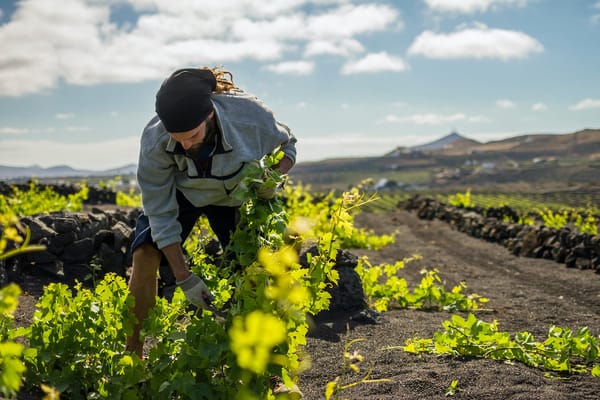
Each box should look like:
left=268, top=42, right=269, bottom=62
left=161, top=243, right=191, bottom=281
left=161, top=243, right=212, bottom=308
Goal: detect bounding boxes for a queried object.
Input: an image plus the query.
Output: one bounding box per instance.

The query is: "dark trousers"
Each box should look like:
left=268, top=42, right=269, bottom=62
left=130, top=190, right=238, bottom=288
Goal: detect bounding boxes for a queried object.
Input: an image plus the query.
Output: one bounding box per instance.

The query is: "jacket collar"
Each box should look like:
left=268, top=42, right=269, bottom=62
left=213, top=101, right=232, bottom=151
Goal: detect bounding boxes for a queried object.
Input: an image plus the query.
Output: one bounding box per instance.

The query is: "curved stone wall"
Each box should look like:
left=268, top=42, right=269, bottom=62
left=1, top=207, right=141, bottom=288
left=401, top=196, right=600, bottom=272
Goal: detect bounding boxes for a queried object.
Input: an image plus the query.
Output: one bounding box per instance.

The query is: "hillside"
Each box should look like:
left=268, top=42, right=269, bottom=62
left=0, top=164, right=138, bottom=180
left=2, top=129, right=599, bottom=194
left=290, top=128, right=600, bottom=192
left=466, top=128, right=600, bottom=157
left=413, top=131, right=481, bottom=151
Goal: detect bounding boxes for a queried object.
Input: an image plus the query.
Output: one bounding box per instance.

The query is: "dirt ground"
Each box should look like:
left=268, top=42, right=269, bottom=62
left=299, top=209, right=600, bottom=400
left=11, top=209, right=600, bottom=399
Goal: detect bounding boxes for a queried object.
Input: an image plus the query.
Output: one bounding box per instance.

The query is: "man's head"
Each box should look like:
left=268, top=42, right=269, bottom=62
left=155, top=68, right=216, bottom=133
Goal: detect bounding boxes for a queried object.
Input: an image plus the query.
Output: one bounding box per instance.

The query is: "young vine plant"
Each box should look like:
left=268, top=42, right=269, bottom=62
left=398, top=313, right=600, bottom=378
left=356, top=256, right=489, bottom=313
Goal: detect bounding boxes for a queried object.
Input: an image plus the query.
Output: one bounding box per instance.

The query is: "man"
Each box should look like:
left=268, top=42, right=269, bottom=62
left=126, top=67, right=297, bottom=356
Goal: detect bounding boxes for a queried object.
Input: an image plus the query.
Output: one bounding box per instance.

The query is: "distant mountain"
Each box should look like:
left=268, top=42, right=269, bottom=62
left=0, top=163, right=137, bottom=180
left=412, top=131, right=481, bottom=152
left=291, top=127, right=600, bottom=192
left=4, top=128, right=599, bottom=182
left=385, top=131, right=481, bottom=156
left=102, top=164, right=138, bottom=176
left=384, top=128, right=600, bottom=158
left=469, top=129, right=600, bottom=156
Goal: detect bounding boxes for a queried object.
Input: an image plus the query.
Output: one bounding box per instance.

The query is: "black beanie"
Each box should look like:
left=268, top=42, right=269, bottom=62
left=155, top=68, right=217, bottom=133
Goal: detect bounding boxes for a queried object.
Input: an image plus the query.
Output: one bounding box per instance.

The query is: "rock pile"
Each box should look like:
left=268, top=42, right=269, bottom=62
left=2, top=207, right=140, bottom=288
left=299, top=245, right=368, bottom=315
left=401, top=195, right=600, bottom=272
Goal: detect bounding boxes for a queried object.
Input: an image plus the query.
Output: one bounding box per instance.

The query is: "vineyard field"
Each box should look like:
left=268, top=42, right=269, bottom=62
left=3, top=177, right=600, bottom=400
left=8, top=207, right=600, bottom=399
left=298, top=210, right=600, bottom=400
left=362, top=190, right=600, bottom=214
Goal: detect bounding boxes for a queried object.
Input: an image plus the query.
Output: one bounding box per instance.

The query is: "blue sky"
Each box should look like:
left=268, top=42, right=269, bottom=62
left=0, top=0, right=599, bottom=170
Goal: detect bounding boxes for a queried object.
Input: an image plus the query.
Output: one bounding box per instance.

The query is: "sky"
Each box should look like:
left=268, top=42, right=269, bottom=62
left=0, top=0, right=599, bottom=170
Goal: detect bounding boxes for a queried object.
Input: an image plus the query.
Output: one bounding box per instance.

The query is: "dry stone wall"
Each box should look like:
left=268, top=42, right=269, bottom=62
left=2, top=207, right=141, bottom=288
left=401, top=195, right=600, bottom=273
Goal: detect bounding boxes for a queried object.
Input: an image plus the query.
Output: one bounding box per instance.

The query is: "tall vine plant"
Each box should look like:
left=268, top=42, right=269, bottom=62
left=10, top=151, right=394, bottom=399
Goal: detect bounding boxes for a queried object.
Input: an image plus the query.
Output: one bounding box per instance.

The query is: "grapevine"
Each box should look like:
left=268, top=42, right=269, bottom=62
left=399, top=313, right=600, bottom=378
left=2, top=174, right=599, bottom=399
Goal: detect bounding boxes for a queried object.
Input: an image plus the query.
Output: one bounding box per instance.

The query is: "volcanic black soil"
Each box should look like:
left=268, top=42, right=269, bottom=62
left=299, top=209, right=600, bottom=400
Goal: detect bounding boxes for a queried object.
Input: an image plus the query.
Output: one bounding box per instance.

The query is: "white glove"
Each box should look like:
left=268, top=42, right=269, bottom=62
left=176, top=272, right=212, bottom=309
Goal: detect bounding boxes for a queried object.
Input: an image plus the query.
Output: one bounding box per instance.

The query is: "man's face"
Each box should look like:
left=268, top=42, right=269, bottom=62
left=169, top=111, right=214, bottom=151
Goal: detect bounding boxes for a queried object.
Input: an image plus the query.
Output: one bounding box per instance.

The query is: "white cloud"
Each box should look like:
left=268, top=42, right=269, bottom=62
left=569, top=98, right=600, bottom=111
left=0, top=0, right=401, bottom=96
left=531, top=102, right=547, bottom=111
left=0, top=137, right=140, bottom=170
left=408, top=23, right=543, bottom=60
left=341, top=52, right=408, bottom=74
left=594, top=2, right=600, bottom=24
left=231, top=14, right=307, bottom=40
left=55, top=113, right=75, bottom=120
left=0, top=127, right=29, bottom=135
left=496, top=99, right=516, bottom=108
left=467, top=115, right=491, bottom=122
left=264, top=61, right=315, bottom=75
left=230, top=3, right=399, bottom=40
left=65, top=125, right=92, bottom=132
left=384, top=112, right=487, bottom=125
left=304, top=39, right=364, bottom=57
left=424, top=0, right=531, bottom=14
left=306, top=3, right=400, bottom=38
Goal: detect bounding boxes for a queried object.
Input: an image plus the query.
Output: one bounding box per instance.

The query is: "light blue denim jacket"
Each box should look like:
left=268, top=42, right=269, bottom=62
left=137, top=90, right=297, bottom=249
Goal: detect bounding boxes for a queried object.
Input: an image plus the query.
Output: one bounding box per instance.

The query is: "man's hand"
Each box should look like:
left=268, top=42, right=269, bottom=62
left=255, top=161, right=288, bottom=199
left=276, top=156, right=293, bottom=174
left=256, top=184, right=278, bottom=199
left=176, top=272, right=212, bottom=309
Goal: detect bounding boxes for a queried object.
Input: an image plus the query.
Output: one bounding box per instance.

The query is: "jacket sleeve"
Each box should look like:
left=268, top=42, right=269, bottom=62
left=256, top=96, right=297, bottom=165
left=212, top=92, right=298, bottom=166
left=137, top=127, right=182, bottom=250
left=275, top=120, right=297, bottom=165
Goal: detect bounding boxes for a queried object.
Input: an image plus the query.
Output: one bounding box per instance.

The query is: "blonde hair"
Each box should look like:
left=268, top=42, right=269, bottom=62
left=202, top=66, right=238, bottom=93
